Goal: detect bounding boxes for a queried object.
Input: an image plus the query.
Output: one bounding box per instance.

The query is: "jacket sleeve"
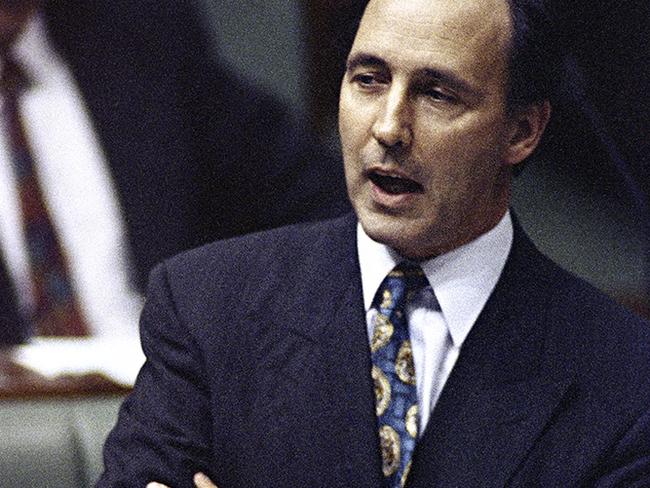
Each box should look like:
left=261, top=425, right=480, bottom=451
left=97, top=262, right=212, bottom=487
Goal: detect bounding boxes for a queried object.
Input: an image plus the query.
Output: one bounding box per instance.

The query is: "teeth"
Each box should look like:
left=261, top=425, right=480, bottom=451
left=369, top=172, right=422, bottom=194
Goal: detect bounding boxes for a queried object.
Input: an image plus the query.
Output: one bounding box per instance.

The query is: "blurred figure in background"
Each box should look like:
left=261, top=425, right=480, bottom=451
left=0, top=0, right=349, bottom=345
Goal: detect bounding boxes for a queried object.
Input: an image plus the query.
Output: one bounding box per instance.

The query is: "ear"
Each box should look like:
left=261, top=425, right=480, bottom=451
left=502, top=100, right=551, bottom=166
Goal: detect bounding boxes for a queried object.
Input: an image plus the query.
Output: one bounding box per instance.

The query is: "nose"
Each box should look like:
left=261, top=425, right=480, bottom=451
left=371, top=84, right=412, bottom=149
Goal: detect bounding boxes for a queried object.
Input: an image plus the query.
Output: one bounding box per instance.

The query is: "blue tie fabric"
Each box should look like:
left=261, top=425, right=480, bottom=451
left=370, top=262, right=429, bottom=487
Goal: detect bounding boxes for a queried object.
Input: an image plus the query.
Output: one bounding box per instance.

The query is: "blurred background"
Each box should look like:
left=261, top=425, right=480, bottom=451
left=0, top=0, right=647, bottom=486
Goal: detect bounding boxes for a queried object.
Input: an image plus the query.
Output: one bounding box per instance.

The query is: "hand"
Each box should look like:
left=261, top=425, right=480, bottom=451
left=147, top=472, right=217, bottom=488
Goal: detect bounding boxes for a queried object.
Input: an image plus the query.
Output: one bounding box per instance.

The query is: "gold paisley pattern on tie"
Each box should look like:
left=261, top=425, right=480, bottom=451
left=371, top=313, right=394, bottom=353
left=380, top=289, right=393, bottom=309
left=395, top=340, right=416, bottom=385
left=379, top=425, right=401, bottom=476
left=405, top=404, right=418, bottom=439
left=372, top=365, right=391, bottom=416
left=370, top=263, right=429, bottom=487
left=400, top=460, right=412, bottom=487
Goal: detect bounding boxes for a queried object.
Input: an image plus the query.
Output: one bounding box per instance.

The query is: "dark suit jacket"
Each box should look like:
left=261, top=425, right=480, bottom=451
left=99, top=213, right=650, bottom=487
left=0, top=1, right=349, bottom=343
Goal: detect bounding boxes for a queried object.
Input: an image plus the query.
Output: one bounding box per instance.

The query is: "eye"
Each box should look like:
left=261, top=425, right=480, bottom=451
left=349, top=71, right=389, bottom=89
left=422, top=87, right=457, bottom=103
left=414, top=79, right=459, bottom=105
left=354, top=73, right=378, bottom=85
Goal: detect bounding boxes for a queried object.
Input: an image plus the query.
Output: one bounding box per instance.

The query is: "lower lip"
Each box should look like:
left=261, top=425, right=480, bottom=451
left=369, top=180, right=419, bottom=209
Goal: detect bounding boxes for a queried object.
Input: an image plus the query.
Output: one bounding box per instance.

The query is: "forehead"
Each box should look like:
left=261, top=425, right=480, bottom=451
left=352, top=0, right=512, bottom=87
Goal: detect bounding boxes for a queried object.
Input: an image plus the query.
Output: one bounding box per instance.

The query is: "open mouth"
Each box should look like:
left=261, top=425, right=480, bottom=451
left=368, top=171, right=424, bottom=195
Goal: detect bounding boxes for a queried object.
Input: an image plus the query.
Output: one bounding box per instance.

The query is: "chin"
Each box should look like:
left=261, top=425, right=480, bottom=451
left=358, top=208, right=437, bottom=259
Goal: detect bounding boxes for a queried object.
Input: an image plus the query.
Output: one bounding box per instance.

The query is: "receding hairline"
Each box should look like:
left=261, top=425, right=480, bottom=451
left=362, top=0, right=513, bottom=32
left=357, top=0, right=514, bottom=61
left=357, top=0, right=537, bottom=108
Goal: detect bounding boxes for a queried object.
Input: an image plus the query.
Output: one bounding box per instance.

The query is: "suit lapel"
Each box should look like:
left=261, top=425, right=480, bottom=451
left=320, top=270, right=385, bottom=486
left=296, top=214, right=383, bottom=486
left=409, top=221, right=574, bottom=487
left=244, top=215, right=383, bottom=486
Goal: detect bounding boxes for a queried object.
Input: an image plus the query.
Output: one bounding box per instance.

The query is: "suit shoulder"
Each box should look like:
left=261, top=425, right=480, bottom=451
left=143, top=214, right=357, bottom=338
left=543, top=253, right=648, bottom=333
left=159, top=214, right=354, bottom=286
left=534, top=253, right=650, bottom=405
left=510, top=225, right=648, bottom=332
left=537, top=249, right=649, bottom=343
left=505, top=227, right=650, bottom=386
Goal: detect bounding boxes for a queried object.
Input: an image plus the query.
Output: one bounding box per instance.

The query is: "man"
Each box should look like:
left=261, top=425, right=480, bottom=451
left=100, top=0, right=650, bottom=486
left=0, top=0, right=348, bottom=342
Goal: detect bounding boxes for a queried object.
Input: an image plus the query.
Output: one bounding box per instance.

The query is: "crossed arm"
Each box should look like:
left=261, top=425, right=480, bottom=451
left=147, top=473, right=217, bottom=488
left=98, top=264, right=216, bottom=486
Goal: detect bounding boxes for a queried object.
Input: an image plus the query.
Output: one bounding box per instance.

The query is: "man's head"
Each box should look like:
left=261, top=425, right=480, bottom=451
left=0, top=0, right=41, bottom=50
left=339, top=0, right=552, bottom=260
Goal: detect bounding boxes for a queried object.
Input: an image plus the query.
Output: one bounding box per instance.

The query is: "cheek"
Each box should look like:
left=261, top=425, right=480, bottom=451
left=338, top=106, right=358, bottom=154
left=339, top=101, right=364, bottom=187
left=338, top=88, right=378, bottom=152
left=339, top=117, right=370, bottom=169
left=338, top=87, right=357, bottom=136
left=414, top=123, right=506, bottom=206
left=424, top=117, right=506, bottom=170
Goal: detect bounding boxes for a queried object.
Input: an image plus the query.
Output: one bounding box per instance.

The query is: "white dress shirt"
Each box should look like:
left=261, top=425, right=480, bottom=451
left=0, top=15, right=142, bottom=338
left=357, top=211, right=513, bottom=435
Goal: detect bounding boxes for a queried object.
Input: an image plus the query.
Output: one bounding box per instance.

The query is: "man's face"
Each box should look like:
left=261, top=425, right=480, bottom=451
left=339, top=0, right=520, bottom=259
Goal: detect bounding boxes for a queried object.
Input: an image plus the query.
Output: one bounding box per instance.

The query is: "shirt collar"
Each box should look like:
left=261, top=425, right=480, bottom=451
left=357, top=211, right=513, bottom=348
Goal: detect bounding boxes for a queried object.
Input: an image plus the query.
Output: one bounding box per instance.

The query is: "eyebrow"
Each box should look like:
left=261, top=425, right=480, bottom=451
left=345, top=51, right=481, bottom=99
left=345, top=53, right=387, bottom=72
left=416, top=68, right=478, bottom=98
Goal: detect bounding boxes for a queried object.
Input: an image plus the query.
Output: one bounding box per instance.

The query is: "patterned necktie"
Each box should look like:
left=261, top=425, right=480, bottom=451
left=1, top=55, right=89, bottom=336
left=370, top=262, right=429, bottom=487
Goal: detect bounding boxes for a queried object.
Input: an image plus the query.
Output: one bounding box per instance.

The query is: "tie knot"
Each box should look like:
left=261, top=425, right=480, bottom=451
left=388, top=261, right=425, bottom=278
left=373, top=262, right=429, bottom=313
left=1, top=55, right=31, bottom=96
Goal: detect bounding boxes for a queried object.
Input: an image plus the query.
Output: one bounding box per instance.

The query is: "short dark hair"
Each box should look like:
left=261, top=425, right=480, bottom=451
left=505, top=0, right=565, bottom=110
